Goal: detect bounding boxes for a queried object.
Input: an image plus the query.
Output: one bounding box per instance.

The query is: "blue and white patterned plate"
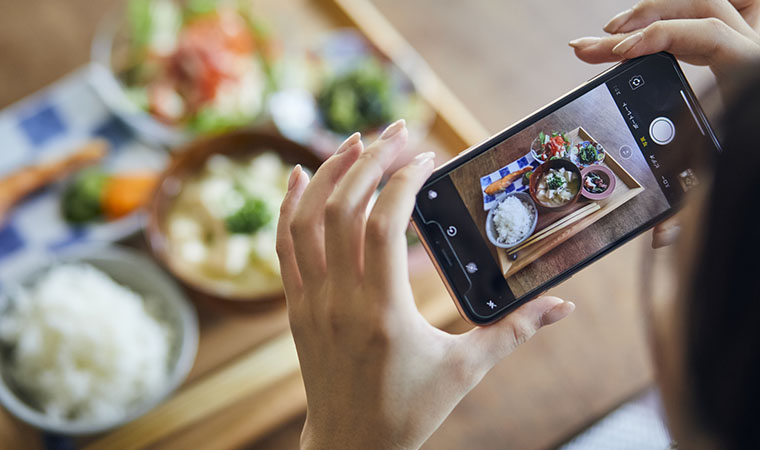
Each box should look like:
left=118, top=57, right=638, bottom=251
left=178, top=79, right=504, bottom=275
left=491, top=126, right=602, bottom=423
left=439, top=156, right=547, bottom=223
left=0, top=64, right=167, bottom=285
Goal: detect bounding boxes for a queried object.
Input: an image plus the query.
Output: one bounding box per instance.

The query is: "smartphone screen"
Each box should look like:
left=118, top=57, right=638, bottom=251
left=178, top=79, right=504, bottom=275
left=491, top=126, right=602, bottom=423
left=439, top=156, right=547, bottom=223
left=412, top=53, right=720, bottom=325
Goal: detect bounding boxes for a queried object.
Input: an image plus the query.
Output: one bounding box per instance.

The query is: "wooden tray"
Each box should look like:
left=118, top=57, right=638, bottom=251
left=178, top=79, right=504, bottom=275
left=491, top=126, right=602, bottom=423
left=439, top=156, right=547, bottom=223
left=56, top=1, right=487, bottom=449
left=497, top=127, right=644, bottom=278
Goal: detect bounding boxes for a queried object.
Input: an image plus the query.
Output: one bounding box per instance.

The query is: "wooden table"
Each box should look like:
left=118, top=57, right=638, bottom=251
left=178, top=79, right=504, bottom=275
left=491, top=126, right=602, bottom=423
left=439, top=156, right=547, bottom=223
left=0, top=0, right=717, bottom=449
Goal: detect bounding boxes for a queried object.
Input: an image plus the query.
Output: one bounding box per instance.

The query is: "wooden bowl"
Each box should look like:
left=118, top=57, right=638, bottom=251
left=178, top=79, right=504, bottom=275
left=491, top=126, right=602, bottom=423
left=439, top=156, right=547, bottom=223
left=145, top=131, right=323, bottom=310
left=528, top=158, right=582, bottom=213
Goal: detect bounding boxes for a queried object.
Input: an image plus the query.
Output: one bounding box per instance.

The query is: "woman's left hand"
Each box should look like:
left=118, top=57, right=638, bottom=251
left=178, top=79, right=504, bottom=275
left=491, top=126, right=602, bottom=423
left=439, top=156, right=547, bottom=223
left=277, top=119, right=575, bottom=450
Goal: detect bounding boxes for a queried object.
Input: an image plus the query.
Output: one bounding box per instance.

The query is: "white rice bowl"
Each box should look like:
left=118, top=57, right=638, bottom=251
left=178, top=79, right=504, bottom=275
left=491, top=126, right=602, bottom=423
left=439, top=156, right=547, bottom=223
left=0, top=264, right=171, bottom=424
left=490, top=195, right=536, bottom=246
left=0, top=247, right=198, bottom=435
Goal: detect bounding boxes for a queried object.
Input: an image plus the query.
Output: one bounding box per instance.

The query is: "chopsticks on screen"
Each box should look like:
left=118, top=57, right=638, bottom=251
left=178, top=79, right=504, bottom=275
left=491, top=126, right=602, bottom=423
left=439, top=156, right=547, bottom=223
left=508, top=203, right=600, bottom=255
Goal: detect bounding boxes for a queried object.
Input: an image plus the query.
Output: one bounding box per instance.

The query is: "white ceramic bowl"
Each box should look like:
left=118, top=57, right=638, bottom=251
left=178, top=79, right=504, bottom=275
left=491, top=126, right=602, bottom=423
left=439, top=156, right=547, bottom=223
left=485, top=191, right=538, bottom=249
left=0, top=246, right=199, bottom=435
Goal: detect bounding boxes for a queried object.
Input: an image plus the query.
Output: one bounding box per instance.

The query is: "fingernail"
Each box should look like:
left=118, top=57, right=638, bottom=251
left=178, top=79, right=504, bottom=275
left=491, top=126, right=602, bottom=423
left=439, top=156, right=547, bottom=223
left=288, top=164, right=302, bottom=190
left=612, top=32, right=643, bottom=56
left=335, top=132, right=361, bottom=155
left=412, top=151, right=435, bottom=166
left=568, top=36, right=602, bottom=48
left=657, top=225, right=681, bottom=246
left=542, top=300, right=575, bottom=325
left=380, top=119, right=406, bottom=140
left=604, top=8, right=633, bottom=33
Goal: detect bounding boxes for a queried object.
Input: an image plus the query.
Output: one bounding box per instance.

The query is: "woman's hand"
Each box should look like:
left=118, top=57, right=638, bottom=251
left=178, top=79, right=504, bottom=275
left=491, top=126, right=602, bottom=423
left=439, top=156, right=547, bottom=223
left=570, top=0, right=760, bottom=248
left=277, top=120, right=575, bottom=450
left=569, top=0, right=760, bottom=81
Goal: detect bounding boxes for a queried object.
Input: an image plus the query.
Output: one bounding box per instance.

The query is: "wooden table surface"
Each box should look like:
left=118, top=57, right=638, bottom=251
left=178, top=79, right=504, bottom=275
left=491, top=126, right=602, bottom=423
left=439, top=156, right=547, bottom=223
left=0, top=0, right=716, bottom=449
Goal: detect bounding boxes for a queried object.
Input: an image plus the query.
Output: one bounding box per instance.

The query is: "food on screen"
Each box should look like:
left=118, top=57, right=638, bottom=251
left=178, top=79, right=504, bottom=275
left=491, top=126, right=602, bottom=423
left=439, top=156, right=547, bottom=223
left=583, top=172, right=607, bottom=194
left=488, top=194, right=537, bottom=247
left=534, top=166, right=580, bottom=208
left=571, top=140, right=606, bottom=167
left=531, top=131, right=571, bottom=162
left=483, top=166, right=534, bottom=196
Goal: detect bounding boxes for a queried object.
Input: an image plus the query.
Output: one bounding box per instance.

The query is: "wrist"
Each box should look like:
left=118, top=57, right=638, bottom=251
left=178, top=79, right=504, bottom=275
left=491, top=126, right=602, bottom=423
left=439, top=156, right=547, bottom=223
left=300, top=416, right=410, bottom=450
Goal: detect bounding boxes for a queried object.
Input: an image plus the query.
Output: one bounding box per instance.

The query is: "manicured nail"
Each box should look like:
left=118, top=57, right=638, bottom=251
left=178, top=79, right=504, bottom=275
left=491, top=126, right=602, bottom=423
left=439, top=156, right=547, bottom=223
left=604, top=8, right=634, bottom=33
left=412, top=151, right=435, bottom=166
left=612, top=32, right=644, bottom=56
left=568, top=36, right=602, bottom=49
left=335, top=132, right=361, bottom=155
left=288, top=164, right=302, bottom=190
left=657, top=225, right=681, bottom=246
left=541, top=299, right=575, bottom=326
left=380, top=119, right=406, bottom=140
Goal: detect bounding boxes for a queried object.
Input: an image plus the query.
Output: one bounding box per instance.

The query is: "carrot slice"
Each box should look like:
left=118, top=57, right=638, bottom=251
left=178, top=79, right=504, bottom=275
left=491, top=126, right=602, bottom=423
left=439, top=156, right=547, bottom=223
left=101, top=172, right=159, bottom=220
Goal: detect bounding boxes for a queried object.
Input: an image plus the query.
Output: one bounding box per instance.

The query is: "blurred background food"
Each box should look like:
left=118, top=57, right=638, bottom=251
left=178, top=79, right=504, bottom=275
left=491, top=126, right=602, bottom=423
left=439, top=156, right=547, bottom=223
left=62, top=169, right=158, bottom=224
left=147, top=131, right=322, bottom=305
left=0, top=141, right=107, bottom=222
left=269, top=29, right=433, bottom=162
left=92, top=0, right=277, bottom=146
left=119, top=0, right=274, bottom=132
left=318, top=59, right=393, bottom=134
left=164, top=152, right=287, bottom=299
left=0, top=247, right=198, bottom=435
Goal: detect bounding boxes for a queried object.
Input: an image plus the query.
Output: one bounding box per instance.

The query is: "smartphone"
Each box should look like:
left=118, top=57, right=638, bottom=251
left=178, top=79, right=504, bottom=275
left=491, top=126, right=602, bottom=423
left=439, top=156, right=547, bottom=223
left=412, top=53, right=720, bottom=325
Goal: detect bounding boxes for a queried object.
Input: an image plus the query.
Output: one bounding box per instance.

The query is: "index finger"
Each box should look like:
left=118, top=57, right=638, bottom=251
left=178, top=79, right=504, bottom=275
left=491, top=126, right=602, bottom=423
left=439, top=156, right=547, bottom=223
left=571, top=18, right=760, bottom=74
left=605, top=0, right=757, bottom=38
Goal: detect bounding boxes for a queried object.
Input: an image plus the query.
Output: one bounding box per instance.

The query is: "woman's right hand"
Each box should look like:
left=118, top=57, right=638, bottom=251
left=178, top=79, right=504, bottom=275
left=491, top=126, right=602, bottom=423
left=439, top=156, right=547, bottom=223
left=570, top=0, right=760, bottom=248
left=569, top=0, right=760, bottom=82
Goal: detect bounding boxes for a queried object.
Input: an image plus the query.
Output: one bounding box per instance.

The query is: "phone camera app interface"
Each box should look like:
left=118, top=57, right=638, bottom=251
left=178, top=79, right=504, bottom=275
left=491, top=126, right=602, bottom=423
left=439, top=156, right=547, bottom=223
left=629, top=75, right=645, bottom=90
left=415, top=55, right=713, bottom=323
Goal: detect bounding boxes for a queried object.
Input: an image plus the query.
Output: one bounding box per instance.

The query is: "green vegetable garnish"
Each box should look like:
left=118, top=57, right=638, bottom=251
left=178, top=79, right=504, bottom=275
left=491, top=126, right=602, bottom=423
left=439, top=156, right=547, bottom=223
left=189, top=105, right=253, bottom=134
left=318, top=61, right=394, bottom=134
left=225, top=197, right=272, bottom=234
left=522, top=170, right=533, bottom=185
left=547, top=174, right=565, bottom=190
left=127, top=0, right=153, bottom=49
left=578, top=142, right=598, bottom=164
left=183, top=0, right=218, bottom=20
left=62, top=169, right=108, bottom=224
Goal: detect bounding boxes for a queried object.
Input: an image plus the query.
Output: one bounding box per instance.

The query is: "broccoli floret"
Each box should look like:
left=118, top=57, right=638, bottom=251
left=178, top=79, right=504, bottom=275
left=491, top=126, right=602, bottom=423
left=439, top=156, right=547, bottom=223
left=61, top=169, right=108, bottom=224
left=224, top=197, right=272, bottom=234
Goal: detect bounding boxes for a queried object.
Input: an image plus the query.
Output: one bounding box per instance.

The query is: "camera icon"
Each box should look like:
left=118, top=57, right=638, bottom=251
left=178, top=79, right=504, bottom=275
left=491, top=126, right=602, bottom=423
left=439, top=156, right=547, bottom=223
left=629, top=75, right=645, bottom=90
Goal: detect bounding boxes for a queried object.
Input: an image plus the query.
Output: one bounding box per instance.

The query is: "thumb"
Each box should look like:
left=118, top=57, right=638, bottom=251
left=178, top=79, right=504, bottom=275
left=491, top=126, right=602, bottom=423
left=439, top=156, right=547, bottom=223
left=461, top=296, right=575, bottom=372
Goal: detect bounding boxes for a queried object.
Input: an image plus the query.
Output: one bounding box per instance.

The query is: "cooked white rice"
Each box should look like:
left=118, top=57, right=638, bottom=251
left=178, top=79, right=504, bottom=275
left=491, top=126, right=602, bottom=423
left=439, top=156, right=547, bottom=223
left=492, top=196, right=534, bottom=245
left=0, top=264, right=171, bottom=423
